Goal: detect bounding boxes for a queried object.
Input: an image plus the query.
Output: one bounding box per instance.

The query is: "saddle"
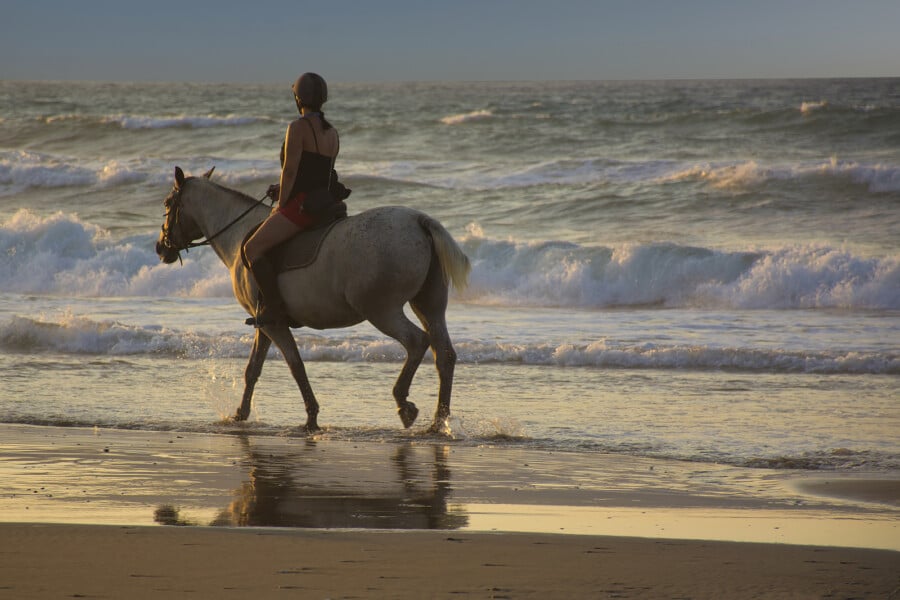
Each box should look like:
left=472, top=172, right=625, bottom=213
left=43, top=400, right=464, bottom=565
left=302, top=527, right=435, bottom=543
left=242, top=201, right=347, bottom=274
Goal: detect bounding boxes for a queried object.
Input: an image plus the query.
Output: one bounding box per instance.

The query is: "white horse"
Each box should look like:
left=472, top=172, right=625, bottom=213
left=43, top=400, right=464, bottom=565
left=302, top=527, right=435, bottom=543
left=155, top=167, right=470, bottom=432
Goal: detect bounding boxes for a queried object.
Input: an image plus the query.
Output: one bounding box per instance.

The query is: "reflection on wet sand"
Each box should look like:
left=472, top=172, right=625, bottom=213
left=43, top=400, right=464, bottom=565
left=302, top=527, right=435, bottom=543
left=157, top=436, right=467, bottom=530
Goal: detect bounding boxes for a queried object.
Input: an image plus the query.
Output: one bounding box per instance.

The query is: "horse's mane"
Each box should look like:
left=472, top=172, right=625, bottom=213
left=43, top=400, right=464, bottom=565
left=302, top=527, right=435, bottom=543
left=186, top=175, right=264, bottom=206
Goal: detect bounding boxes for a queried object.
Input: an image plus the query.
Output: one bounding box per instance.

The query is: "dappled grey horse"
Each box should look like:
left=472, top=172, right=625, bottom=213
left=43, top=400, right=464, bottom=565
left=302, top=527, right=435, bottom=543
left=155, top=167, right=470, bottom=432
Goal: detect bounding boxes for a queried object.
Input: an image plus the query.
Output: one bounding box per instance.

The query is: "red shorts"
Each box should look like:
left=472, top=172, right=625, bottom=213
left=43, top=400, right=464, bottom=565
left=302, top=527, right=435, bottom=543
left=277, top=192, right=316, bottom=229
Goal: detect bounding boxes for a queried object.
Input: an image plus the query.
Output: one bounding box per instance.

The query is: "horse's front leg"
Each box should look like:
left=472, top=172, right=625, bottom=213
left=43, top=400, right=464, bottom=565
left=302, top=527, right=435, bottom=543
left=265, top=325, right=320, bottom=432
left=235, top=329, right=272, bottom=421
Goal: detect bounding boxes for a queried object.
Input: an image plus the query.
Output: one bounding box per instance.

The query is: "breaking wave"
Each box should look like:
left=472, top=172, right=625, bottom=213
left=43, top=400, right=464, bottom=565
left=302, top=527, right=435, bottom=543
left=1, top=314, right=896, bottom=375
left=1, top=210, right=898, bottom=311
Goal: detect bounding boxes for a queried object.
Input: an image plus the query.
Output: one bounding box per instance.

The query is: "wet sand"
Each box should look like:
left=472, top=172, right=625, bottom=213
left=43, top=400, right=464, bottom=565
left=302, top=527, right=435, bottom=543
left=0, top=424, right=898, bottom=598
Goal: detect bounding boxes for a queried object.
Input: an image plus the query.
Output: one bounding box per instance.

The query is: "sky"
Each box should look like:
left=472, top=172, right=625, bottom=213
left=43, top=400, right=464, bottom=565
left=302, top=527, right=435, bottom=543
left=2, top=0, right=899, bottom=83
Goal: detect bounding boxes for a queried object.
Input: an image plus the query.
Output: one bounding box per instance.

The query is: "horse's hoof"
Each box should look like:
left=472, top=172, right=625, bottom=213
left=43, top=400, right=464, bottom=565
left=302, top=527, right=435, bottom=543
left=304, top=419, right=320, bottom=433
left=233, top=409, right=249, bottom=422
left=427, top=411, right=451, bottom=435
left=398, top=402, right=419, bottom=429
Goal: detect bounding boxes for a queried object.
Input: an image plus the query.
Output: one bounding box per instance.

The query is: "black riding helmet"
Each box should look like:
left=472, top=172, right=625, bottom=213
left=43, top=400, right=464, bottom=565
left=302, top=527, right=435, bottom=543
left=292, top=73, right=328, bottom=111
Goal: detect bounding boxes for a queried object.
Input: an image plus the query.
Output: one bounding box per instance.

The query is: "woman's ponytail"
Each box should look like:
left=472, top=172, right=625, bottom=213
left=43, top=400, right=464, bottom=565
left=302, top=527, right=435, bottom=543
left=319, top=110, right=333, bottom=131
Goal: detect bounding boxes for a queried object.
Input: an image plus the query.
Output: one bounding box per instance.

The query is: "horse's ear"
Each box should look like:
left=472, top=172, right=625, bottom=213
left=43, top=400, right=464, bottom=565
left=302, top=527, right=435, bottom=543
left=202, top=166, right=215, bottom=179
left=174, top=166, right=185, bottom=189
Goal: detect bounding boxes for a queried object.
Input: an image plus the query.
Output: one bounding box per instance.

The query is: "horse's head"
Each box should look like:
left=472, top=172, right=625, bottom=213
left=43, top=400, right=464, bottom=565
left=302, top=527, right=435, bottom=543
left=155, top=166, right=213, bottom=264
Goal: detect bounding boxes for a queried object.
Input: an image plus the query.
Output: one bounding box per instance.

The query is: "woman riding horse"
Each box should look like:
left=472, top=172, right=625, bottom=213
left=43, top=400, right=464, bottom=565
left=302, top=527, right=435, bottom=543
left=243, top=72, right=339, bottom=326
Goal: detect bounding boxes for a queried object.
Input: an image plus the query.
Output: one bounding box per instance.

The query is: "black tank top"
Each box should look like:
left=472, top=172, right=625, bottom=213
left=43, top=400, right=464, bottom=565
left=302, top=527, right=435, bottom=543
left=287, top=117, right=334, bottom=199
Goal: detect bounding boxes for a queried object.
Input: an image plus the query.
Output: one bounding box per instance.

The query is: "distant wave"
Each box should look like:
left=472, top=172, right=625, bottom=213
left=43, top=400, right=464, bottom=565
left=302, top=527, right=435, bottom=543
left=340, top=157, right=680, bottom=191
left=0, top=151, right=278, bottom=195
left=0, top=150, right=118, bottom=193
left=800, top=100, right=829, bottom=115
left=2, top=210, right=898, bottom=311
left=2, top=315, right=896, bottom=375
left=660, top=158, right=900, bottom=193
left=343, top=156, right=900, bottom=193
left=440, top=109, right=493, bottom=125
left=4, top=148, right=898, bottom=197
left=41, top=113, right=269, bottom=130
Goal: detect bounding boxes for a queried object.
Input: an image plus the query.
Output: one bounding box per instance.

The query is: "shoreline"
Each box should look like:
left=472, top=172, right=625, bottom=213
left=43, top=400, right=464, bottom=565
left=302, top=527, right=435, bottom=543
left=1, top=423, right=897, bottom=546
left=1, top=423, right=899, bottom=597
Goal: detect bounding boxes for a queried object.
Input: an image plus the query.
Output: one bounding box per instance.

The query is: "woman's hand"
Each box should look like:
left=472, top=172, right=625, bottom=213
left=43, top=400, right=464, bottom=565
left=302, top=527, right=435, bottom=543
left=266, top=183, right=280, bottom=200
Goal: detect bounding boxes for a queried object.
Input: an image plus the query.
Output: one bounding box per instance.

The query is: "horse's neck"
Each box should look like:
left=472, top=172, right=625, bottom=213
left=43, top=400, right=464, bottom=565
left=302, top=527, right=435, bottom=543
left=187, top=182, right=266, bottom=267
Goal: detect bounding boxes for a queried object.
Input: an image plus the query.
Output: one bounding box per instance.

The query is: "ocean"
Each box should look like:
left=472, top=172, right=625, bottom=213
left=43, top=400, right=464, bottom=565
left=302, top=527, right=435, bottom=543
left=1, top=78, right=898, bottom=473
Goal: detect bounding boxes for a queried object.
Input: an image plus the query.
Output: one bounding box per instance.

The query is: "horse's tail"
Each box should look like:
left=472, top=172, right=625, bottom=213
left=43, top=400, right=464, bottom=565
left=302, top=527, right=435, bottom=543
left=419, top=215, right=471, bottom=291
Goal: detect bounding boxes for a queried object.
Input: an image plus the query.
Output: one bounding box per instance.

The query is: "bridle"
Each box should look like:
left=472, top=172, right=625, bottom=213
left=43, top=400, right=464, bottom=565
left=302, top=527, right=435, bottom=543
left=159, top=180, right=271, bottom=263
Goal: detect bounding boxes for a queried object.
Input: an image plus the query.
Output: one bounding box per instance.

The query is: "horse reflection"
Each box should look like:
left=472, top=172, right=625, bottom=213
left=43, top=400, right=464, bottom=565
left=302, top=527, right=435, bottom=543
left=206, top=438, right=467, bottom=530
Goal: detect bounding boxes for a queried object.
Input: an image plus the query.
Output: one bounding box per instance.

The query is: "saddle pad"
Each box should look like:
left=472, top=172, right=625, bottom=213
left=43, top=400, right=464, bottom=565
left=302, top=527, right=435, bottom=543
left=272, top=218, right=342, bottom=272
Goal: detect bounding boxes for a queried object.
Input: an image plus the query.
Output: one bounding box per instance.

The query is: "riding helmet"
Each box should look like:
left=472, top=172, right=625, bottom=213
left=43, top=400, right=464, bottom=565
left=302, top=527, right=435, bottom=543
left=292, top=73, right=328, bottom=108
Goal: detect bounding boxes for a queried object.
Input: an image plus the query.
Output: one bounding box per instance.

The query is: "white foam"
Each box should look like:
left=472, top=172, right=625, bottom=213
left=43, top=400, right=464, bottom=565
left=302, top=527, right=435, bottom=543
left=440, top=109, right=493, bottom=125
left=0, top=209, right=231, bottom=298
left=2, top=210, right=897, bottom=312
left=0, top=314, right=246, bottom=357
left=800, top=100, right=828, bottom=115
left=1, top=314, right=895, bottom=375
left=0, top=150, right=96, bottom=193
left=701, top=245, right=900, bottom=310
left=459, top=231, right=900, bottom=311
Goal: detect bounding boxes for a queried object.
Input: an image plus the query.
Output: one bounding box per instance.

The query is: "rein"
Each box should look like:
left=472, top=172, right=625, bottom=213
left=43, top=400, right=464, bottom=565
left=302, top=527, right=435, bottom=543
left=183, top=191, right=272, bottom=250
left=161, top=182, right=273, bottom=260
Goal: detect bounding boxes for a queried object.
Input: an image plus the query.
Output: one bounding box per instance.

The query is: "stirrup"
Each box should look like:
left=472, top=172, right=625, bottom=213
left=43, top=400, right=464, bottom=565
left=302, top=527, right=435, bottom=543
left=245, top=300, right=283, bottom=328
left=245, top=313, right=284, bottom=328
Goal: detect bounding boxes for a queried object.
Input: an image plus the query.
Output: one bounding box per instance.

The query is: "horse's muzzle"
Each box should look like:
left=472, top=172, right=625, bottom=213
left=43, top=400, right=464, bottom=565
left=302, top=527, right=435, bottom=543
left=155, top=240, right=181, bottom=264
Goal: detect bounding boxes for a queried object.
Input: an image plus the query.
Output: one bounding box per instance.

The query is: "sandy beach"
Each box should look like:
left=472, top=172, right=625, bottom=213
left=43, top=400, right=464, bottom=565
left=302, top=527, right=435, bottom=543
left=3, top=524, right=898, bottom=599
left=1, top=424, right=898, bottom=598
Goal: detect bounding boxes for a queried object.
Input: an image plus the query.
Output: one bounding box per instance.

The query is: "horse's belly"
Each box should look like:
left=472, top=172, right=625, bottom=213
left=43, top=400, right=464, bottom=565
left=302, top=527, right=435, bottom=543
left=284, top=294, right=362, bottom=330
left=301, top=311, right=364, bottom=330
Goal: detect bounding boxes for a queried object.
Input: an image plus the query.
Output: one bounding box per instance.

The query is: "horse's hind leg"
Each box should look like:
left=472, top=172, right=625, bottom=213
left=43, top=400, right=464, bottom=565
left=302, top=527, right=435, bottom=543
left=235, top=330, right=272, bottom=421
left=415, top=310, right=456, bottom=432
left=263, top=325, right=320, bottom=432
left=367, top=310, right=430, bottom=428
left=411, top=258, right=457, bottom=432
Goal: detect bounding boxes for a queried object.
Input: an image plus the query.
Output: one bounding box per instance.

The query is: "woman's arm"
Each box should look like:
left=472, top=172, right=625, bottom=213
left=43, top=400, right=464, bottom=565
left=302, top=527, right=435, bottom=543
left=276, top=120, right=304, bottom=208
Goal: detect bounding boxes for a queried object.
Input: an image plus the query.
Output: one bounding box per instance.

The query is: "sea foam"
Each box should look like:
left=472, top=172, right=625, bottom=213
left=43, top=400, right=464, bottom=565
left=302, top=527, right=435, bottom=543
left=2, top=210, right=897, bottom=311
left=440, top=109, right=493, bottom=125
left=800, top=100, right=829, bottom=115
left=0, top=209, right=231, bottom=298
left=2, top=314, right=896, bottom=375
left=460, top=232, right=900, bottom=311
